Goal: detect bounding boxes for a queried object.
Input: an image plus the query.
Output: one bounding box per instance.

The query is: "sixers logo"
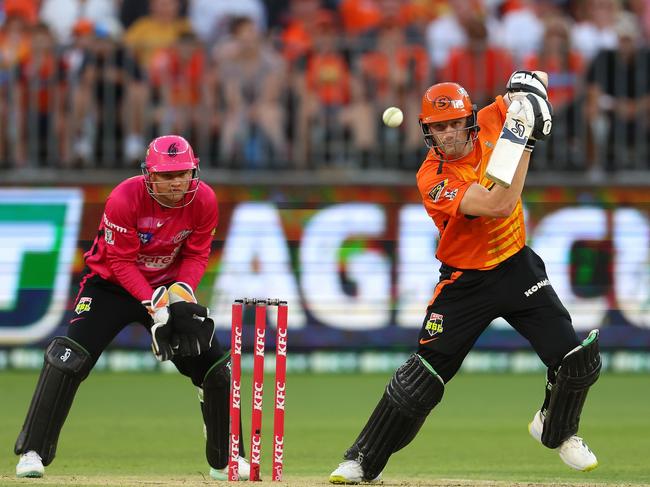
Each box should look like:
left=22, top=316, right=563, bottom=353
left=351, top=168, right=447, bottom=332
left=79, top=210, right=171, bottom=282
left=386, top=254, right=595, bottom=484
left=167, top=142, right=178, bottom=157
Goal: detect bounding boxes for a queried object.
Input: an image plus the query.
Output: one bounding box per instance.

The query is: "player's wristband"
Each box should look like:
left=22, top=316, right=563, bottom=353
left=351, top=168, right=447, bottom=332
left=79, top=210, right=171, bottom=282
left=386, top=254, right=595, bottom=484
left=524, top=139, right=536, bottom=153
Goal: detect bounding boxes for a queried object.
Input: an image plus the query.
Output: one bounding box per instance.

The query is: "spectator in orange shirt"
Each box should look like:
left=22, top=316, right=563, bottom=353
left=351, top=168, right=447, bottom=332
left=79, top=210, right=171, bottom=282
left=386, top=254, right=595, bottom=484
left=279, top=0, right=323, bottom=66
left=339, top=0, right=431, bottom=53
left=442, top=18, right=514, bottom=109
left=16, top=23, right=67, bottom=167
left=293, top=10, right=373, bottom=167
left=0, top=12, right=31, bottom=166
left=3, top=0, right=38, bottom=25
left=358, top=21, right=431, bottom=166
left=149, top=31, right=214, bottom=145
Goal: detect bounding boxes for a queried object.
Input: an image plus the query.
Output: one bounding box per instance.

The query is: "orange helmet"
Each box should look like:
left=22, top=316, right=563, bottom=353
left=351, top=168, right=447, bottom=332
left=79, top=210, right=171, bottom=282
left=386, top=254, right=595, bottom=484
left=418, top=82, right=478, bottom=154
left=419, top=82, right=474, bottom=123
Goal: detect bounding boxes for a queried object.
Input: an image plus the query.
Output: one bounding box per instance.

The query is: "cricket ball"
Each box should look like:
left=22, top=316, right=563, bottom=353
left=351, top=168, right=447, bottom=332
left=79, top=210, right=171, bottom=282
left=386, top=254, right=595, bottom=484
left=382, top=106, right=403, bottom=128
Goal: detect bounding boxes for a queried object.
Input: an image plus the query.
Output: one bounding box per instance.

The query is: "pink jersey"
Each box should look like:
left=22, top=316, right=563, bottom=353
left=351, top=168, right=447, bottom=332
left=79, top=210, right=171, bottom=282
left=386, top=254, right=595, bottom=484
left=84, top=176, right=218, bottom=302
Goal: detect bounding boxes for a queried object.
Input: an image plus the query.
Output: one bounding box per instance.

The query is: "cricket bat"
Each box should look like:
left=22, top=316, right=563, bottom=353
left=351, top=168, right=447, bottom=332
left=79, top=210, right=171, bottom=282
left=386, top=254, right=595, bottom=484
left=486, top=71, right=548, bottom=188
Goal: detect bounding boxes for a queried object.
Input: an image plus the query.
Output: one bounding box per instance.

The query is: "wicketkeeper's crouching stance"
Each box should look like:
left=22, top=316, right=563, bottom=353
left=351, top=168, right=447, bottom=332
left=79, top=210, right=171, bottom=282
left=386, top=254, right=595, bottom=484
left=329, top=72, right=601, bottom=484
left=14, top=135, right=249, bottom=480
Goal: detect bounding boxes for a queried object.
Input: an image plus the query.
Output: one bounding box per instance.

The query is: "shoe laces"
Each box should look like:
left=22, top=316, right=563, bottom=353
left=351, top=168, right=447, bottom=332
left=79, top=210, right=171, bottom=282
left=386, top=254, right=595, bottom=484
left=566, top=435, right=592, bottom=453
left=23, top=451, right=42, bottom=462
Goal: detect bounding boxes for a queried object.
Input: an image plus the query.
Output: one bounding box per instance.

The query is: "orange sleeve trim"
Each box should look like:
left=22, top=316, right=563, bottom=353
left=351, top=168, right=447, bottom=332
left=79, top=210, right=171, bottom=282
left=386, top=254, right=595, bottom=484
left=428, top=270, right=463, bottom=307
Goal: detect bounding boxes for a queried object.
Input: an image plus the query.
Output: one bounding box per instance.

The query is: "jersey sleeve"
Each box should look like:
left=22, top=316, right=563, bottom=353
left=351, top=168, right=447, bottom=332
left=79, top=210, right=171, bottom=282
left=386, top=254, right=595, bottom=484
left=176, top=184, right=219, bottom=291
left=103, top=190, right=154, bottom=302
left=418, top=171, right=474, bottom=219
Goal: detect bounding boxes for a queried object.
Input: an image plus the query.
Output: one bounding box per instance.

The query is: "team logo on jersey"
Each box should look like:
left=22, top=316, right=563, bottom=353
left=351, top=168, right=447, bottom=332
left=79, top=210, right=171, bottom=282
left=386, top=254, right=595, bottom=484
left=138, top=231, right=153, bottom=244
left=104, top=228, right=114, bottom=245
left=75, top=297, right=92, bottom=315
left=173, top=229, right=192, bottom=243
left=429, top=179, right=447, bottom=203
left=425, top=312, right=444, bottom=336
left=443, top=188, right=458, bottom=200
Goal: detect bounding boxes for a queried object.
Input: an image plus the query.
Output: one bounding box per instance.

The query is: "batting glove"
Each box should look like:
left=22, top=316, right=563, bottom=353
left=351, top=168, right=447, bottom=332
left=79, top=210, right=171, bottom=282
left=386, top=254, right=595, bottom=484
left=168, top=282, right=216, bottom=356
left=525, top=93, right=553, bottom=140
left=506, top=70, right=548, bottom=100
left=143, top=286, right=173, bottom=361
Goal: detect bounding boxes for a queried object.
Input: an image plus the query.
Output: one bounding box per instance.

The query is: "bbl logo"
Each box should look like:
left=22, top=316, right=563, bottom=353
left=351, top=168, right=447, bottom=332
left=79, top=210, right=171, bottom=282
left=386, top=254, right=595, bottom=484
left=425, top=312, right=444, bottom=336
left=0, top=189, right=82, bottom=344
left=75, top=297, right=92, bottom=315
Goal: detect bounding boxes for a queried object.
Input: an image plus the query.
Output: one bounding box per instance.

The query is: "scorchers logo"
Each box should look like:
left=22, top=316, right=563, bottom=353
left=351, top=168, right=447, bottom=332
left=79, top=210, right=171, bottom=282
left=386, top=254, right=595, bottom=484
left=136, top=246, right=180, bottom=269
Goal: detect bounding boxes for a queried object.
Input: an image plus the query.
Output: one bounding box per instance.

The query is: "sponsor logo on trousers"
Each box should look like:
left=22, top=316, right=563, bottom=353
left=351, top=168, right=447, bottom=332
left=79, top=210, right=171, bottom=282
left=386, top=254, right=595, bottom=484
left=524, top=278, right=550, bottom=297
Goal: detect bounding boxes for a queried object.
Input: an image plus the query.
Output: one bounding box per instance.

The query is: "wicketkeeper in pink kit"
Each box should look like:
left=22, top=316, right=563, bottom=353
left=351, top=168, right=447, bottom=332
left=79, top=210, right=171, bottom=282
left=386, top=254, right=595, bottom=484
left=14, top=135, right=250, bottom=480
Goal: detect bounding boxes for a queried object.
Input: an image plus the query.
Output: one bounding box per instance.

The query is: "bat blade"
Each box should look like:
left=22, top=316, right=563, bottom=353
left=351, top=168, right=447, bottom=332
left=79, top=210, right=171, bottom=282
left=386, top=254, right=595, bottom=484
left=485, top=107, right=533, bottom=188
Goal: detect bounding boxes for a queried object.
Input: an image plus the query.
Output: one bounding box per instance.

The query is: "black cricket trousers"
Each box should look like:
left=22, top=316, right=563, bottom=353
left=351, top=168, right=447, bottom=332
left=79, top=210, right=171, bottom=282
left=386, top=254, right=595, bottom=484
left=417, top=246, right=580, bottom=383
left=67, top=272, right=221, bottom=386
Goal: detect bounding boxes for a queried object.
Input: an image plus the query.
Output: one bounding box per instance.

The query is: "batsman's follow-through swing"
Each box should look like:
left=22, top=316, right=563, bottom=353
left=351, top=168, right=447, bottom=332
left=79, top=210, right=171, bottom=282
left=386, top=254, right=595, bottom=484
left=329, top=71, right=601, bottom=484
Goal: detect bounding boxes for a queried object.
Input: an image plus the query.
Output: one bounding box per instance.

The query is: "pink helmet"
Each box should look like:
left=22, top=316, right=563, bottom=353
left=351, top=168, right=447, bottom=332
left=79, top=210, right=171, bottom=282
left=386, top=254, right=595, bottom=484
left=143, top=134, right=198, bottom=173
left=142, top=135, right=200, bottom=208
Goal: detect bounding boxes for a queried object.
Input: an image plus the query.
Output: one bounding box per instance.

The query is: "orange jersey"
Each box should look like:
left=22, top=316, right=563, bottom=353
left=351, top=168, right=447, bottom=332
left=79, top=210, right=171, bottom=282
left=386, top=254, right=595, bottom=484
left=416, top=96, right=526, bottom=270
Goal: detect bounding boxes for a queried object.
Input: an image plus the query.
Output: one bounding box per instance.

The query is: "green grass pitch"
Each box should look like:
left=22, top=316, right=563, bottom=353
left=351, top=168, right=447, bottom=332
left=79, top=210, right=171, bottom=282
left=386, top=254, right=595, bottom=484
left=1, top=370, right=649, bottom=486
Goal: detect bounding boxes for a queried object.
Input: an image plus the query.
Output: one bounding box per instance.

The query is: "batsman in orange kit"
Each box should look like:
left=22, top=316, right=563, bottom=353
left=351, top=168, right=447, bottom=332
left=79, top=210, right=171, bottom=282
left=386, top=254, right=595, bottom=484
left=329, top=71, right=602, bottom=484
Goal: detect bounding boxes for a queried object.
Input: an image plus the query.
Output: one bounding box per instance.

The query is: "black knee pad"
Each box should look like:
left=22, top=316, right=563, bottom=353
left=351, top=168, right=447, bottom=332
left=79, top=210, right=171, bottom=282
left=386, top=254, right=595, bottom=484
left=15, top=337, right=92, bottom=465
left=542, top=329, right=601, bottom=448
left=201, top=353, right=231, bottom=469
left=344, top=354, right=444, bottom=480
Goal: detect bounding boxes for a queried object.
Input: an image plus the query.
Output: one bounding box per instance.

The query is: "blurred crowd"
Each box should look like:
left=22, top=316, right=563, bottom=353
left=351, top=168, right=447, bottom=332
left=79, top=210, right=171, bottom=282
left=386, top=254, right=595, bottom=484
left=0, top=0, right=649, bottom=177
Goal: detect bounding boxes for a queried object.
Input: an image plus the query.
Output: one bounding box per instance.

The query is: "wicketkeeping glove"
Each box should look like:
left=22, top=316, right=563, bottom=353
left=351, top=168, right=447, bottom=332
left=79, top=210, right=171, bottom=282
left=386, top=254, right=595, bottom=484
left=143, top=286, right=173, bottom=361
left=168, top=282, right=215, bottom=357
